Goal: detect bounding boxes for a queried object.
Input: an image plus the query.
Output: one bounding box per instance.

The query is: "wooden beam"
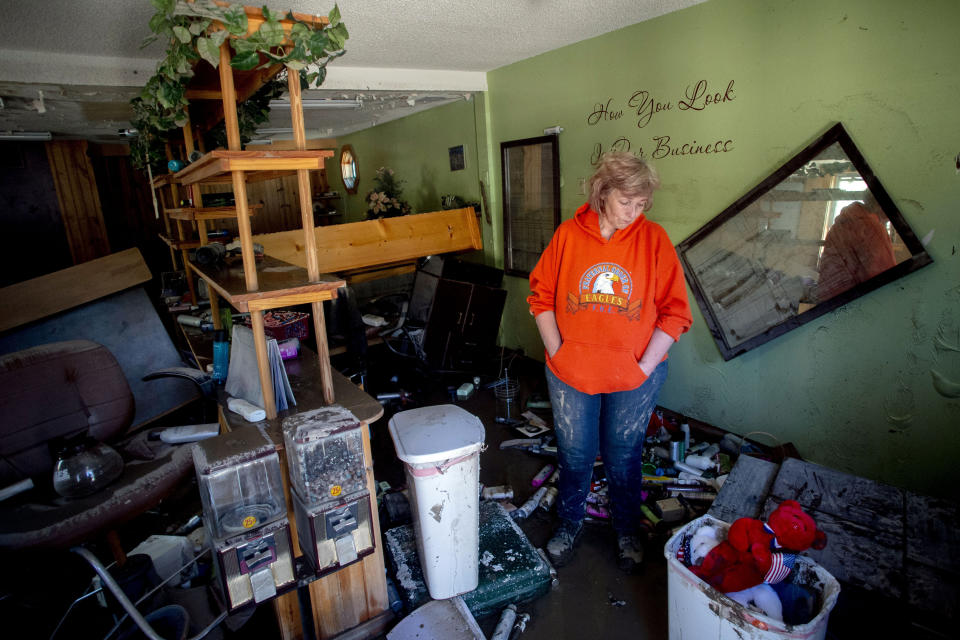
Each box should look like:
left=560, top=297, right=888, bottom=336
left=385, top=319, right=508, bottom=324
left=254, top=208, right=483, bottom=274
left=0, top=248, right=151, bottom=333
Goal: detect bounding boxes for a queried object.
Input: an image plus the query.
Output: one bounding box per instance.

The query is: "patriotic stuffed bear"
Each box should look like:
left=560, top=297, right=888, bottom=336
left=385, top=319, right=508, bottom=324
left=691, top=500, right=827, bottom=594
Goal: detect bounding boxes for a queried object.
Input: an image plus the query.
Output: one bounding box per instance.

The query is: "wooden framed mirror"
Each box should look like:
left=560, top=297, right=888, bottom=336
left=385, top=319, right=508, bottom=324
left=340, top=144, right=358, bottom=194
left=677, top=123, right=932, bottom=360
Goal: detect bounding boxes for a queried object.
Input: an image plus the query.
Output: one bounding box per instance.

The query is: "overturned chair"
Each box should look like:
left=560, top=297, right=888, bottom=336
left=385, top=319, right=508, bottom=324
left=0, top=339, right=195, bottom=551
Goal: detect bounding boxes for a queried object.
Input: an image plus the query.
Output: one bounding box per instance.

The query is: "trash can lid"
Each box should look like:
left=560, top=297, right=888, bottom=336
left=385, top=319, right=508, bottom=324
left=388, top=404, right=485, bottom=465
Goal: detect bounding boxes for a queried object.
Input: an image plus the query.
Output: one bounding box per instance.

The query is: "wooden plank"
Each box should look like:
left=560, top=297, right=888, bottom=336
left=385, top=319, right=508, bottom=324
left=905, top=561, right=960, bottom=620
left=166, top=203, right=261, bottom=221
left=769, top=457, right=904, bottom=534
left=176, top=150, right=335, bottom=185
left=251, top=138, right=338, bottom=151
left=187, top=255, right=343, bottom=313
left=246, top=290, right=337, bottom=312
left=45, top=140, right=110, bottom=264
left=158, top=233, right=201, bottom=250
left=343, top=262, right=417, bottom=285
left=310, top=572, right=345, bottom=640
left=761, top=495, right=905, bottom=597
left=708, top=455, right=781, bottom=523
left=256, top=208, right=484, bottom=274
left=0, top=248, right=151, bottom=333
left=905, top=492, right=960, bottom=573
left=360, top=422, right=389, bottom=616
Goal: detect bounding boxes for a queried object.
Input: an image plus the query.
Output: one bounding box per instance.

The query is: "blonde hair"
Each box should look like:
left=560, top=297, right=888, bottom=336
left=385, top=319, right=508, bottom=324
left=588, top=151, right=660, bottom=214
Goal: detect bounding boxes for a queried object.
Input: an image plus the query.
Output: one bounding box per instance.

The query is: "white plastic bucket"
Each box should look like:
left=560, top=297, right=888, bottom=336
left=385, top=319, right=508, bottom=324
left=664, top=514, right=840, bottom=640
left=388, top=405, right=485, bottom=599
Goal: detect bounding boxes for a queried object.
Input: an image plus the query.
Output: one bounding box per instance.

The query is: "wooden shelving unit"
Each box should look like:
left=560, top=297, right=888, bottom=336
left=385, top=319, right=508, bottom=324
left=144, top=8, right=389, bottom=639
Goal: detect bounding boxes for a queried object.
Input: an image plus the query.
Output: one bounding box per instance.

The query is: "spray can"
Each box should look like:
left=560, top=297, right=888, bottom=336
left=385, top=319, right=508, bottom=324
left=511, top=487, right=547, bottom=520
left=482, top=485, right=514, bottom=500
left=212, top=329, right=230, bottom=384
left=490, top=604, right=517, bottom=640
left=539, top=485, right=559, bottom=511
left=531, top=464, right=555, bottom=488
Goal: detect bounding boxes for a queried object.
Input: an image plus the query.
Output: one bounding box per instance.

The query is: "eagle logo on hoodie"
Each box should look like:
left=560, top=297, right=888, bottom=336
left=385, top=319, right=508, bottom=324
left=565, top=262, right=643, bottom=319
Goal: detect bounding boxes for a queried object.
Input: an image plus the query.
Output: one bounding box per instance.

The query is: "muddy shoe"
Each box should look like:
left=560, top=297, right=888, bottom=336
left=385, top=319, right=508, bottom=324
left=617, top=535, right=645, bottom=573
left=546, top=519, right=583, bottom=567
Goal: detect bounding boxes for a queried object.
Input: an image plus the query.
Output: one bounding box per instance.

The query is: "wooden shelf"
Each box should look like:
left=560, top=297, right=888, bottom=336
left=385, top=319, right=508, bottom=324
left=151, top=173, right=179, bottom=188
left=187, top=254, right=345, bottom=313
left=158, top=233, right=200, bottom=250
left=175, top=150, right=334, bottom=185
left=167, top=203, right=263, bottom=221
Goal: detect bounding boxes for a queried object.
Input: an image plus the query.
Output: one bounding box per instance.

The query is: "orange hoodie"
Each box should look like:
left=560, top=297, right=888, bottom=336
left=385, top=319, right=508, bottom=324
left=528, top=203, right=692, bottom=394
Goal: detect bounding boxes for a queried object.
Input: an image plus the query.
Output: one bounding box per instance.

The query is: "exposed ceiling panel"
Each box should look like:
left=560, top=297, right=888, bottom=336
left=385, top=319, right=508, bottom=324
left=0, top=0, right=706, bottom=141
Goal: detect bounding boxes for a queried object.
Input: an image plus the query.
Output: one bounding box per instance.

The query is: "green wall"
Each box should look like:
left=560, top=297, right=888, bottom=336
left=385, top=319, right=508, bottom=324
left=327, top=97, right=490, bottom=238
left=329, top=0, right=959, bottom=496
left=481, top=0, right=960, bottom=497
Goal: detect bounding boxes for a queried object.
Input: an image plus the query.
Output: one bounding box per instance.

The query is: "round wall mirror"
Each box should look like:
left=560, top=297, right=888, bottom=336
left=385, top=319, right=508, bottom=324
left=340, top=145, right=358, bottom=194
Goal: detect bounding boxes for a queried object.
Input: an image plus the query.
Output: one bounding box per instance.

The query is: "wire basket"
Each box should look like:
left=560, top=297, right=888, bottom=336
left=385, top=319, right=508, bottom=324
left=244, top=310, right=310, bottom=341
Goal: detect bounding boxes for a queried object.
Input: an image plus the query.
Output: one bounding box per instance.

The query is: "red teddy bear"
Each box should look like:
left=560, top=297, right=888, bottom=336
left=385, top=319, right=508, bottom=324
left=691, top=500, right=827, bottom=593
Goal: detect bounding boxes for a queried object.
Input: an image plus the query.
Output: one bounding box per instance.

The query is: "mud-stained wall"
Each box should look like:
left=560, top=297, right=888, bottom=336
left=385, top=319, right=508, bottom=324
left=481, top=0, right=960, bottom=497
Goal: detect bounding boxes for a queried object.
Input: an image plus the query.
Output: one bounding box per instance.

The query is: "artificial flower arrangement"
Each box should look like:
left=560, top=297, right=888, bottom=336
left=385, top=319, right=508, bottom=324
left=365, top=167, right=413, bottom=219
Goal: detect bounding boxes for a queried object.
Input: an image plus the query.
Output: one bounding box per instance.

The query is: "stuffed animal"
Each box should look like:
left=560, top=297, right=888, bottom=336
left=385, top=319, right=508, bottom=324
left=727, top=584, right=783, bottom=622
left=691, top=500, right=827, bottom=593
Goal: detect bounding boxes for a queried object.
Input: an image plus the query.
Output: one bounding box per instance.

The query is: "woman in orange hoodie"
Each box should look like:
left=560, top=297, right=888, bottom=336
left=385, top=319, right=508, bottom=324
left=528, top=151, right=692, bottom=572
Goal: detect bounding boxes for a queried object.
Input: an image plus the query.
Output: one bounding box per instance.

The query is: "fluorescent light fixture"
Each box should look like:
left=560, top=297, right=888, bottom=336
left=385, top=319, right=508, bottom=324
left=255, top=128, right=293, bottom=135
left=269, top=98, right=362, bottom=110
left=0, top=131, right=52, bottom=141
left=245, top=139, right=275, bottom=145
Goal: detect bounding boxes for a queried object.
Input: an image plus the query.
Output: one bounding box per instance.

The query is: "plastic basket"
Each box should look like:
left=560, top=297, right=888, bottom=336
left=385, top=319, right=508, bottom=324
left=245, top=310, right=310, bottom=341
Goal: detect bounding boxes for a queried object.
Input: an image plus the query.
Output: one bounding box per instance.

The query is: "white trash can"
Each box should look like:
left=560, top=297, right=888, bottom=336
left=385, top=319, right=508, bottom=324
left=388, top=405, right=485, bottom=599
left=664, top=514, right=840, bottom=640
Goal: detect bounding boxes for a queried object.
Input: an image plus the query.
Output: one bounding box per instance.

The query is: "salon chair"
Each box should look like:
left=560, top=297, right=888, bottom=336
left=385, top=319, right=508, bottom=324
left=0, top=340, right=194, bottom=552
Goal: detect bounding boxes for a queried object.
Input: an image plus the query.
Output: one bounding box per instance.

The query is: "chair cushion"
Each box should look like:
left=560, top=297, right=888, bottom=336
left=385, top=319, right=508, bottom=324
left=0, top=444, right=194, bottom=550
left=0, top=340, right=133, bottom=484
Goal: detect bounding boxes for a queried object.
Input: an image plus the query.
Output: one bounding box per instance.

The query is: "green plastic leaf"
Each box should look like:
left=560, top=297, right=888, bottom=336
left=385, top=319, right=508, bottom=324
left=172, top=25, right=192, bottom=43
left=290, top=22, right=309, bottom=41
left=188, top=19, right=211, bottom=36
left=329, top=4, right=341, bottom=26
left=151, top=0, right=175, bottom=14
left=313, top=65, right=327, bottom=87
left=261, top=5, right=279, bottom=22
left=230, top=50, right=260, bottom=70
left=258, top=20, right=285, bottom=47
left=223, top=6, right=248, bottom=35
left=196, top=36, right=221, bottom=68
left=231, top=37, right=258, bottom=54
left=148, top=12, right=168, bottom=34
left=327, top=23, right=348, bottom=50
left=284, top=60, right=305, bottom=71
left=208, top=29, right=229, bottom=48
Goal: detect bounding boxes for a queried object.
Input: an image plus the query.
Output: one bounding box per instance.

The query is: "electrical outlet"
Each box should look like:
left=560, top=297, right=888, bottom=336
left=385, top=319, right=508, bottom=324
left=578, top=178, right=587, bottom=195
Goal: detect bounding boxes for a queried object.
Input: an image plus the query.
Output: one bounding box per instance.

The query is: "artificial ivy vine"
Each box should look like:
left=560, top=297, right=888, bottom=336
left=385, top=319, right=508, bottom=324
left=131, top=0, right=348, bottom=170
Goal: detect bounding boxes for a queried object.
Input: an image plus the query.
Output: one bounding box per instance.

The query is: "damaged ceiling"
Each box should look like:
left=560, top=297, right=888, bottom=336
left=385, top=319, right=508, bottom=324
left=0, top=0, right=705, bottom=144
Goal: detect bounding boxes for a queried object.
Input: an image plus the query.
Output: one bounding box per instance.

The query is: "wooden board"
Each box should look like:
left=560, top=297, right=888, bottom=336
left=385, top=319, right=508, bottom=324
left=175, top=150, right=334, bottom=185
left=255, top=208, right=483, bottom=274
left=761, top=495, right=905, bottom=597
left=187, top=255, right=344, bottom=313
left=707, top=455, right=780, bottom=523
left=166, top=203, right=262, bottom=221
left=45, top=140, right=110, bottom=264
left=0, top=247, right=151, bottom=333
left=769, top=457, right=904, bottom=534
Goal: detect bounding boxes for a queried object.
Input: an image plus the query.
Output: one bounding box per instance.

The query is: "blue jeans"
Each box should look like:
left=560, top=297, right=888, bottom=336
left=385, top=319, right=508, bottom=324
left=545, top=360, right=668, bottom=535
